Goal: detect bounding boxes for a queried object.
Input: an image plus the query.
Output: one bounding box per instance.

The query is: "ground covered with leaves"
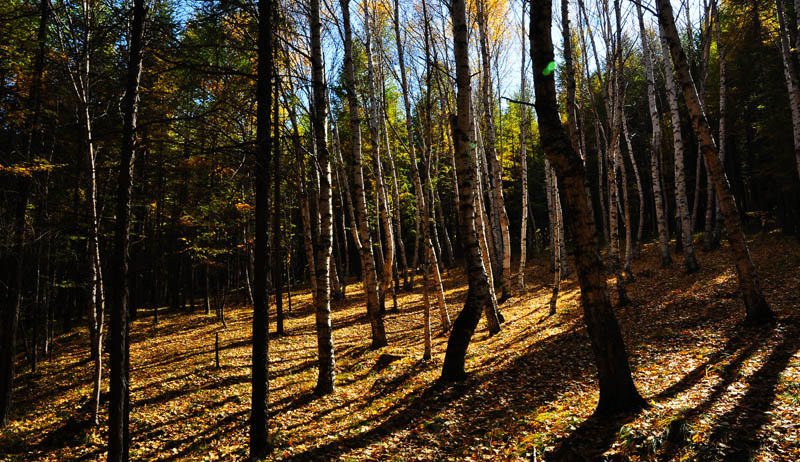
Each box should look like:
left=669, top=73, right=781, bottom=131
left=2, top=232, right=800, bottom=461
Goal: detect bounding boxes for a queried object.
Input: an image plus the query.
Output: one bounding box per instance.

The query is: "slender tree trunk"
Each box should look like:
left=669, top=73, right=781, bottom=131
left=636, top=2, right=672, bottom=267
left=310, top=0, right=337, bottom=393
left=518, top=9, right=529, bottom=288
left=656, top=0, right=774, bottom=324
left=441, top=0, right=499, bottom=380
left=476, top=0, right=512, bottom=301
left=364, top=5, right=395, bottom=314
left=108, top=0, right=145, bottom=459
left=547, top=161, right=562, bottom=315
left=251, top=0, right=271, bottom=454
left=393, top=0, right=418, bottom=290
left=339, top=0, right=386, bottom=348
left=776, top=0, right=800, bottom=183
left=531, top=0, right=646, bottom=415
left=418, top=0, right=452, bottom=332
left=660, top=23, right=701, bottom=273
left=272, top=61, right=284, bottom=334
left=711, top=2, right=726, bottom=246
left=621, top=113, right=644, bottom=259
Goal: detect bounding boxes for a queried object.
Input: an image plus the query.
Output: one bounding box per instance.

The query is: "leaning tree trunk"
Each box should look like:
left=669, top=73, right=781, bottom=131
left=531, top=0, right=646, bottom=415
left=108, top=0, right=145, bottom=459
left=339, top=0, right=386, bottom=348
left=636, top=2, right=672, bottom=267
left=250, top=1, right=272, bottom=454
left=441, top=0, right=499, bottom=381
left=476, top=0, right=512, bottom=301
left=310, top=0, right=337, bottom=393
left=660, top=23, right=700, bottom=273
left=656, top=0, right=774, bottom=324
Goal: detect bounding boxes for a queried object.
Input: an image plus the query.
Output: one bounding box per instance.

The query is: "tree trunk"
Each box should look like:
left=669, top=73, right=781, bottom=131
left=711, top=2, right=726, bottom=246
left=518, top=8, right=529, bottom=288
left=310, top=0, right=337, bottom=394
left=776, top=0, right=800, bottom=183
left=272, top=60, right=284, bottom=335
left=108, top=0, right=145, bottom=459
left=656, top=0, right=774, bottom=324
left=476, top=0, right=512, bottom=301
left=393, top=0, right=418, bottom=290
left=0, top=0, right=49, bottom=428
left=364, top=6, right=395, bottom=314
left=339, top=0, right=386, bottom=348
left=636, top=2, right=672, bottom=267
left=441, top=0, right=500, bottom=381
left=660, top=23, right=701, bottom=273
left=250, top=0, right=271, bottom=455
left=621, top=113, right=644, bottom=259
left=531, top=0, right=646, bottom=415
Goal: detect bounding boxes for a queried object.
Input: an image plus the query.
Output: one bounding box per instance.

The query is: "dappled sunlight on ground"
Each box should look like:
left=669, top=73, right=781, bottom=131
left=2, top=233, right=799, bottom=461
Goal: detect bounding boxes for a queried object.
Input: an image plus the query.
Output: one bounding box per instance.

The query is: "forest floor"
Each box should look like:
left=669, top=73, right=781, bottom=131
left=2, top=232, right=800, bottom=462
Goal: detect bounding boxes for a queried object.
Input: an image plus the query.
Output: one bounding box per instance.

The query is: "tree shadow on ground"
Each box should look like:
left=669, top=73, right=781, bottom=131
left=280, top=323, right=595, bottom=461
left=658, top=322, right=800, bottom=461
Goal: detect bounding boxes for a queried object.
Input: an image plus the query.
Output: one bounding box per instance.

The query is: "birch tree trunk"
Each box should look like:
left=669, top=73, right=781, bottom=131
left=622, top=113, right=645, bottom=259
left=422, top=0, right=452, bottom=331
left=393, top=0, right=419, bottom=290
left=339, top=0, right=386, bottom=348
left=636, top=2, right=672, bottom=267
left=310, top=0, right=337, bottom=393
left=546, top=160, right=562, bottom=315
left=518, top=6, right=529, bottom=288
left=656, top=0, right=774, bottom=324
left=442, top=0, right=500, bottom=380
left=364, top=4, right=395, bottom=313
left=711, top=1, right=726, bottom=246
left=660, top=25, right=701, bottom=273
left=476, top=0, right=512, bottom=301
left=776, top=0, right=800, bottom=183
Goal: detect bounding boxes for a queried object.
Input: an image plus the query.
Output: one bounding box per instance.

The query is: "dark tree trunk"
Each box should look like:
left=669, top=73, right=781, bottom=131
left=272, top=53, right=284, bottom=336
left=108, top=0, right=145, bottom=459
left=0, top=0, right=49, bottom=428
left=530, top=0, right=646, bottom=416
left=250, top=0, right=272, bottom=456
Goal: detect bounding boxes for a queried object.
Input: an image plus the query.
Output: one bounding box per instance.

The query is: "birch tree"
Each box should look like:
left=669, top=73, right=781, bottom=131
left=656, top=0, right=774, bottom=324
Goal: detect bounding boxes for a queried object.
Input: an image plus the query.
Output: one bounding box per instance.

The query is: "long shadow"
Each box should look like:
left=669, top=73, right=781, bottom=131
left=547, top=410, right=640, bottom=462
left=280, top=323, right=595, bottom=460
left=157, top=409, right=248, bottom=462
left=24, top=414, right=93, bottom=455
left=280, top=380, right=470, bottom=461
left=659, top=322, right=799, bottom=461
left=133, top=373, right=249, bottom=408
left=653, top=325, right=772, bottom=402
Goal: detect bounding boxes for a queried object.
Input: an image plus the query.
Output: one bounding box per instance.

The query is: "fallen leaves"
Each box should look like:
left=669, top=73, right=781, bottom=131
left=1, top=233, right=799, bottom=461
